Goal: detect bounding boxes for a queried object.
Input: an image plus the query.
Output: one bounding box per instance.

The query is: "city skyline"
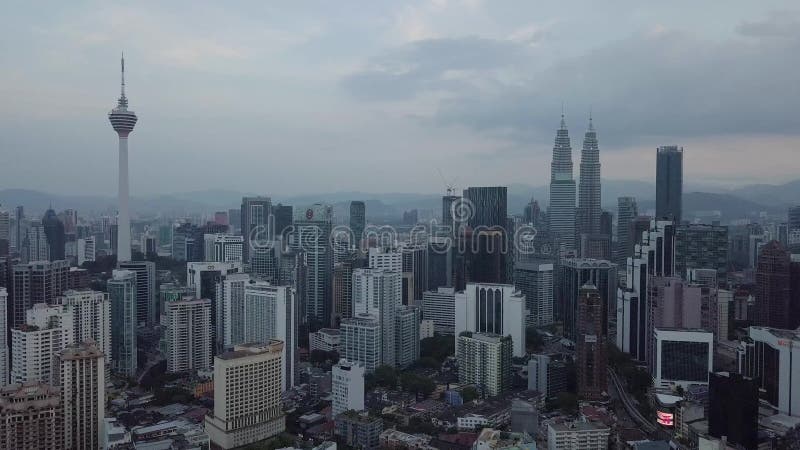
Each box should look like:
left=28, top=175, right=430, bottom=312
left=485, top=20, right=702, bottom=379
left=2, top=2, right=800, bottom=196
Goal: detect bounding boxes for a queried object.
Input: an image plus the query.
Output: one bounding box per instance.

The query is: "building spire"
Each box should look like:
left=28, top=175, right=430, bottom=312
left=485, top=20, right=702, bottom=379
left=118, top=53, right=129, bottom=109
left=588, top=107, right=594, bottom=131
left=560, top=102, right=567, bottom=129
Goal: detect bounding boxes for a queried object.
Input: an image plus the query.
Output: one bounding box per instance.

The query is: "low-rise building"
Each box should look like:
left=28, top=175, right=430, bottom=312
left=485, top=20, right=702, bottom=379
left=335, top=411, right=383, bottom=450
left=474, top=428, right=536, bottom=450
left=547, top=420, right=610, bottom=450
left=310, top=328, right=341, bottom=353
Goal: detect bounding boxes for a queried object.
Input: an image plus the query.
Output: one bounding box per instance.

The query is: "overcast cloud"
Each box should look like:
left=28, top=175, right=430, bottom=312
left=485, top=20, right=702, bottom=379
left=1, top=1, right=798, bottom=196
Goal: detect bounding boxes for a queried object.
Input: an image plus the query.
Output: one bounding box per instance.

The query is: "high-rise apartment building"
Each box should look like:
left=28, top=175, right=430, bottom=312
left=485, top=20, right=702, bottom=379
left=548, top=115, right=576, bottom=251
left=58, top=290, right=112, bottom=372
left=421, top=287, right=456, bottom=334
left=341, top=314, right=381, bottom=373
left=243, top=282, right=297, bottom=390
left=0, top=382, right=64, bottom=450
left=291, top=204, right=333, bottom=331
left=11, top=259, right=69, bottom=328
left=576, top=284, right=607, bottom=401
left=353, top=268, right=400, bottom=367
left=165, top=298, right=212, bottom=373
left=454, top=283, right=526, bottom=357
left=456, top=332, right=512, bottom=398
left=56, top=341, right=105, bottom=450
left=118, top=260, right=156, bottom=326
left=220, top=273, right=250, bottom=350
left=514, top=261, right=554, bottom=327
left=394, top=305, right=420, bottom=369
left=333, top=260, right=355, bottom=325
left=108, top=269, right=137, bottom=377
left=11, top=303, right=74, bottom=385
left=656, top=146, right=683, bottom=223
left=401, top=245, right=427, bottom=304
left=332, top=359, right=365, bottom=417
left=204, top=341, right=285, bottom=449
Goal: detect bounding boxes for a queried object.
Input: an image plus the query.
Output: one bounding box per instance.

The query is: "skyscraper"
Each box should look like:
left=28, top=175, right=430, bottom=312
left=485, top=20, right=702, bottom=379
left=11, top=304, right=74, bottom=385
left=243, top=282, right=297, bottom=390
left=754, top=241, right=793, bottom=329
left=165, top=297, right=213, bottom=374
left=57, top=341, right=105, bottom=450
left=394, top=305, right=420, bottom=369
left=708, top=372, right=758, bottom=450
left=291, top=204, right=333, bottom=331
left=108, top=269, right=137, bottom=377
left=578, top=116, right=601, bottom=237
left=204, top=341, right=285, bottom=449
left=0, top=382, right=64, bottom=449
left=463, top=187, right=507, bottom=230
left=675, top=223, right=729, bottom=284
left=615, top=197, right=638, bottom=265
left=240, top=196, right=272, bottom=264
left=456, top=332, right=512, bottom=398
left=118, top=260, right=156, bottom=326
left=42, top=208, right=65, bottom=261
left=341, top=314, right=381, bottom=373
left=513, top=261, right=554, bottom=327
left=350, top=201, right=366, bottom=246
left=656, top=146, right=683, bottom=223
left=548, top=114, right=576, bottom=250
left=0, top=288, right=7, bottom=386
left=353, top=268, right=400, bottom=367
left=441, top=195, right=459, bottom=232
left=59, top=290, right=112, bottom=373
left=576, top=284, right=607, bottom=401
left=11, top=260, right=69, bottom=328
left=454, top=283, right=526, bottom=357
left=557, top=258, right=616, bottom=341
left=108, top=55, right=137, bottom=263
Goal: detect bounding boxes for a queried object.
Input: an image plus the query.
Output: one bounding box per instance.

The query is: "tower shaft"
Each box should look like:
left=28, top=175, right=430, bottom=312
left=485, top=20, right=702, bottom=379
left=117, top=136, right=131, bottom=262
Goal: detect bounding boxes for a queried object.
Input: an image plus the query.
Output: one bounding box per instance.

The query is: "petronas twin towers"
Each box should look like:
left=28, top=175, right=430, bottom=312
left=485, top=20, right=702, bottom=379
left=548, top=112, right=601, bottom=252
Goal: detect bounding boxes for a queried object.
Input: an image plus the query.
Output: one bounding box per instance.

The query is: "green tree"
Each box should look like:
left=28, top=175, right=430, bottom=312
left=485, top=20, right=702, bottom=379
left=556, top=392, right=578, bottom=414
left=461, top=386, right=479, bottom=402
left=400, top=373, right=435, bottom=397
left=372, top=365, right=398, bottom=388
left=526, top=327, right=544, bottom=352
left=421, top=335, right=455, bottom=362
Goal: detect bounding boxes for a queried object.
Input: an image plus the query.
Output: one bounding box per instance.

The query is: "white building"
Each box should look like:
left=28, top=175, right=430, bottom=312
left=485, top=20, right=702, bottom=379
left=395, top=305, right=420, bottom=369
left=653, top=328, right=714, bottom=389
left=204, top=234, right=244, bottom=263
left=57, top=341, right=105, bottom=450
left=513, top=261, right=554, bottom=327
left=353, top=268, right=400, bottom=367
left=187, top=261, right=243, bottom=352
left=243, top=282, right=297, bottom=390
left=0, top=289, right=7, bottom=386
left=740, top=327, right=800, bottom=417
left=221, top=273, right=250, bottom=350
left=310, top=328, right=341, bottom=353
left=368, top=247, right=402, bottom=272
left=455, top=283, right=526, bottom=357
left=456, top=332, right=512, bottom=398
left=421, top=287, right=456, bottom=335
left=165, top=298, right=212, bottom=373
left=204, top=341, right=285, bottom=449
left=332, top=359, right=365, bottom=417
left=11, top=303, right=74, bottom=385
left=420, top=319, right=435, bottom=339
left=77, top=236, right=96, bottom=266
left=547, top=420, right=610, bottom=450
left=58, top=289, right=112, bottom=372
left=341, top=314, right=381, bottom=373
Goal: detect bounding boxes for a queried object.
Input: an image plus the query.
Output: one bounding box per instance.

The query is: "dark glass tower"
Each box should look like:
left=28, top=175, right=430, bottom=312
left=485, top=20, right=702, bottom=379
left=755, top=241, right=792, bottom=329
left=41, top=208, right=65, bottom=261
left=708, top=372, right=758, bottom=449
left=656, top=146, right=683, bottom=223
left=576, top=283, right=607, bottom=400
left=349, top=201, right=365, bottom=246
left=463, top=187, right=507, bottom=229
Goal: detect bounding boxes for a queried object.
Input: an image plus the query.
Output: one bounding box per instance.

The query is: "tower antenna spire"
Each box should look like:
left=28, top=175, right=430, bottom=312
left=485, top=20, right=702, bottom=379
left=588, top=106, right=594, bottom=131
left=560, top=102, right=567, bottom=129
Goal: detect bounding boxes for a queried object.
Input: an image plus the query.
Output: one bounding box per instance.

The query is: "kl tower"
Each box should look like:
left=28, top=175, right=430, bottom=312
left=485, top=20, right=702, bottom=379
left=108, top=54, right=137, bottom=263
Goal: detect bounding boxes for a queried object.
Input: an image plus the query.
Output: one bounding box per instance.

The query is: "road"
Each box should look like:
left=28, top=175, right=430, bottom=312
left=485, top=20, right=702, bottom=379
left=607, top=368, right=657, bottom=434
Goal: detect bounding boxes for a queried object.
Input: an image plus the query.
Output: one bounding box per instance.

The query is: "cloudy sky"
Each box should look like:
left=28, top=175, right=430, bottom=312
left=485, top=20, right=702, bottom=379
left=1, top=1, right=799, bottom=196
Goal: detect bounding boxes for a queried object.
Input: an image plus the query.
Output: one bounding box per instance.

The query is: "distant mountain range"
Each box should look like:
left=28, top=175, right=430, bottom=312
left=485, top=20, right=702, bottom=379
left=1, top=177, right=798, bottom=222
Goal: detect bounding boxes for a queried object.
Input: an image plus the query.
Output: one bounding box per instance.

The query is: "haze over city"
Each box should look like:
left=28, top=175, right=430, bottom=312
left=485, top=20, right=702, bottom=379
left=2, top=1, right=800, bottom=196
